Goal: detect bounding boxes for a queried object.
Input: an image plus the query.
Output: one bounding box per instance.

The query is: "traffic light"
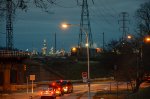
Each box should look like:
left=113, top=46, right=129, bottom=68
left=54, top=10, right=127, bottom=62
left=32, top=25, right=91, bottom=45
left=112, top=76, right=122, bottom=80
left=24, top=64, right=26, bottom=71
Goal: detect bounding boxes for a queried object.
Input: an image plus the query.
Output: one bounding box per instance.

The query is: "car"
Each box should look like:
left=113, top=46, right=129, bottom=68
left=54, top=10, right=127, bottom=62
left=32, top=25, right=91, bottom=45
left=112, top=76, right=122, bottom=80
left=143, top=74, right=150, bottom=82
left=56, top=80, right=73, bottom=94
left=49, top=82, right=64, bottom=96
left=40, top=87, right=56, bottom=99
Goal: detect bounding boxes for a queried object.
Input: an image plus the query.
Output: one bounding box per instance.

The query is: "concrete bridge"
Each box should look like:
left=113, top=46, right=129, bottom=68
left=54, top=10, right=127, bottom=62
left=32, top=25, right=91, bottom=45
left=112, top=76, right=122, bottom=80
left=0, top=50, right=64, bottom=92
left=0, top=50, right=30, bottom=92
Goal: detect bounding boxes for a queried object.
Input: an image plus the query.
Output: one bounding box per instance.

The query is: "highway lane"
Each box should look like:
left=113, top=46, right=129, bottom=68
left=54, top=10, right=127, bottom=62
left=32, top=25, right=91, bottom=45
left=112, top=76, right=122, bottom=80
left=0, top=81, right=129, bottom=99
left=35, top=81, right=114, bottom=99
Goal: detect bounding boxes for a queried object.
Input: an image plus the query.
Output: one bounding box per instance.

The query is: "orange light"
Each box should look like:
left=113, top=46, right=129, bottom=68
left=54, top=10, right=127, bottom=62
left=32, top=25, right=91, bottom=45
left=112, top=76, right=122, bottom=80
left=127, top=35, right=132, bottom=39
left=145, top=36, right=150, bottom=42
left=24, top=64, right=26, bottom=71
left=96, top=48, right=102, bottom=53
left=40, top=91, right=43, bottom=95
left=71, top=47, right=77, bottom=52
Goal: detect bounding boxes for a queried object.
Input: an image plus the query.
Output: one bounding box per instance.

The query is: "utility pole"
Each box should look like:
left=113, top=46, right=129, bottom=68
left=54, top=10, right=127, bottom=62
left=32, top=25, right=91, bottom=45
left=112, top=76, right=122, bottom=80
left=118, top=12, right=130, bottom=41
left=77, top=0, right=94, bottom=99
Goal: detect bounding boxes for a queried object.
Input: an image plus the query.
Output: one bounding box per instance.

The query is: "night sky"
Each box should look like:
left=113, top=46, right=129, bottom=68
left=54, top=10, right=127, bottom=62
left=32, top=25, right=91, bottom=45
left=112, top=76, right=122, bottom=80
left=0, top=0, right=149, bottom=52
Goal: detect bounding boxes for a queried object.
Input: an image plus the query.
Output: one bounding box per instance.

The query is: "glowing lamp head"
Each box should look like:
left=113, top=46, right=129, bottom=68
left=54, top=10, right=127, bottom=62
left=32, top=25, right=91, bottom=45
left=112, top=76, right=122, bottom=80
left=127, top=35, right=132, bottom=39
left=62, top=24, right=68, bottom=28
left=145, top=36, right=150, bottom=42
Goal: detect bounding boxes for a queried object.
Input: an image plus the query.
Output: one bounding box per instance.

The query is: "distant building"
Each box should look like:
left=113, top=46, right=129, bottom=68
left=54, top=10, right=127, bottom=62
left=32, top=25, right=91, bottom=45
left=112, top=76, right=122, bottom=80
left=42, top=39, right=47, bottom=56
left=70, top=46, right=102, bottom=60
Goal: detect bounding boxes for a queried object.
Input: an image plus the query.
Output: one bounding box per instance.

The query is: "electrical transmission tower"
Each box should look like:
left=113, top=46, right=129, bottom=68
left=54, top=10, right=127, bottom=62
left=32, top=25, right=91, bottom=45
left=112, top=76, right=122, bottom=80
left=6, top=0, right=13, bottom=50
left=119, top=12, right=130, bottom=41
left=78, top=0, right=93, bottom=48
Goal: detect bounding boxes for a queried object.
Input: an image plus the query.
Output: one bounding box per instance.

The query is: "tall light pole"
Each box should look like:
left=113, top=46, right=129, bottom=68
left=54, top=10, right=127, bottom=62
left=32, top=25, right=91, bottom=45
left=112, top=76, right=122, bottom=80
left=61, top=23, right=91, bottom=99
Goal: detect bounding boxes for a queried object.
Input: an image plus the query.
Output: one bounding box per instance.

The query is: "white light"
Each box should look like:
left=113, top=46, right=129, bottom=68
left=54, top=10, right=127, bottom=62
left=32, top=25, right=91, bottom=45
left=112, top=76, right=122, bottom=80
left=85, top=43, right=89, bottom=47
left=62, top=24, right=68, bottom=28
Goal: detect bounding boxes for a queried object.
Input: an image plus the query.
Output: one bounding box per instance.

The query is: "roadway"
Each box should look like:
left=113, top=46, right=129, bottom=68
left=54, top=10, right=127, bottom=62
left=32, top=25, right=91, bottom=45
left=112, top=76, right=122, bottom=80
left=0, top=81, right=150, bottom=99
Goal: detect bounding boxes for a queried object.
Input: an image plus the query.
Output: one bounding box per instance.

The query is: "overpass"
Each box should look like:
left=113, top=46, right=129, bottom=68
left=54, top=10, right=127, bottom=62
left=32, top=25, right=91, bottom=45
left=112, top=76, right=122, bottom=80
left=0, top=50, right=29, bottom=92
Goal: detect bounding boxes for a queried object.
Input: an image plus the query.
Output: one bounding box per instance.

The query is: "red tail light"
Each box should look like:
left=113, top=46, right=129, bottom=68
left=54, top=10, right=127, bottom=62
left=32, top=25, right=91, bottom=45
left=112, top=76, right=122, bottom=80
left=58, top=87, right=61, bottom=90
left=52, top=82, right=56, bottom=86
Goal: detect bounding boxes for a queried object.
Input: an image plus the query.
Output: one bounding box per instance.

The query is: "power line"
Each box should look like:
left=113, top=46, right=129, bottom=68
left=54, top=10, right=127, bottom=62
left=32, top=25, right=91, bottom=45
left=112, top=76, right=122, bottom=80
left=95, top=0, right=118, bottom=18
left=90, top=6, right=114, bottom=25
left=50, top=0, right=78, bottom=8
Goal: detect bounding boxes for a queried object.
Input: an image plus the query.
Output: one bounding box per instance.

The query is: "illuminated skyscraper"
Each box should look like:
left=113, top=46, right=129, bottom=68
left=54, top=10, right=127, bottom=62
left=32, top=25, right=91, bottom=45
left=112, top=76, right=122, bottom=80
left=42, top=39, right=47, bottom=56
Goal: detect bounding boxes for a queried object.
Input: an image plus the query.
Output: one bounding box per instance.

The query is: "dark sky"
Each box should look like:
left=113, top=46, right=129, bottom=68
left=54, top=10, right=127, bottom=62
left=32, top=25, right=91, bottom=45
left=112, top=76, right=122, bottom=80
left=0, top=0, right=149, bottom=52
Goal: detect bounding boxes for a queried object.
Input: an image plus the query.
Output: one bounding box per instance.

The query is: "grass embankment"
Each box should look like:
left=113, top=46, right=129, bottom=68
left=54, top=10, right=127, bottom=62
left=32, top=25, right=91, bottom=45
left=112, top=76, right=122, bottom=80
left=128, top=87, right=150, bottom=99
left=94, top=87, right=150, bottom=99
left=40, top=57, right=111, bottom=80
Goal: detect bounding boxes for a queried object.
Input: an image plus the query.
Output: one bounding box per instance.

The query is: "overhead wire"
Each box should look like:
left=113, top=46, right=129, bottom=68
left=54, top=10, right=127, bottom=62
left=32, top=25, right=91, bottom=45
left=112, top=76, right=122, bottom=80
left=89, top=4, right=115, bottom=26
left=49, top=0, right=78, bottom=8
left=96, top=0, right=118, bottom=18
left=87, top=0, right=122, bottom=43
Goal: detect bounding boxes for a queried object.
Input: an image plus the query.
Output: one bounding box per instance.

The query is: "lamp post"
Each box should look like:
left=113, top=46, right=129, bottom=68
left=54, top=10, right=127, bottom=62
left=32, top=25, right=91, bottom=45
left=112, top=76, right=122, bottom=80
left=61, top=23, right=91, bottom=99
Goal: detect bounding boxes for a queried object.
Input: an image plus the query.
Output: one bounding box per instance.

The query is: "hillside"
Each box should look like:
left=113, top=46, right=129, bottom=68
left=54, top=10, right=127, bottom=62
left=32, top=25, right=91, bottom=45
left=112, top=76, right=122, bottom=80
left=32, top=56, right=112, bottom=80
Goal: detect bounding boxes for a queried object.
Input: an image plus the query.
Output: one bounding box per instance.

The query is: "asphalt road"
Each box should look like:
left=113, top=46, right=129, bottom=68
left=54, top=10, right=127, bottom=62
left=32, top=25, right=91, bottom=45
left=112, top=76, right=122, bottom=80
left=1, top=81, right=150, bottom=99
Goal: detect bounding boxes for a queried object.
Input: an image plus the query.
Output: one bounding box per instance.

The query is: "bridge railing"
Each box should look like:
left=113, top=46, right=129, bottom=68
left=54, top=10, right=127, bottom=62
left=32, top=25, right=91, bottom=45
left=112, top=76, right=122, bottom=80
left=0, top=50, right=30, bottom=57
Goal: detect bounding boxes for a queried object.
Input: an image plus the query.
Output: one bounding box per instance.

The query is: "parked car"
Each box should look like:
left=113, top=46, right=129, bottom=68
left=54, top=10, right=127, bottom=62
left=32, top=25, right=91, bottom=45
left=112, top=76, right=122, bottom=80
left=56, top=80, right=73, bottom=94
left=40, top=87, right=56, bottom=99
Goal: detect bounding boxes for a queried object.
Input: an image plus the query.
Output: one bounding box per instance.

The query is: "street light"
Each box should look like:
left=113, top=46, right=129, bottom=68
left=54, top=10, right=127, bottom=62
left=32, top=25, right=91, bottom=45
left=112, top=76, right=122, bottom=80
left=61, top=23, right=91, bottom=99
left=144, top=36, right=150, bottom=43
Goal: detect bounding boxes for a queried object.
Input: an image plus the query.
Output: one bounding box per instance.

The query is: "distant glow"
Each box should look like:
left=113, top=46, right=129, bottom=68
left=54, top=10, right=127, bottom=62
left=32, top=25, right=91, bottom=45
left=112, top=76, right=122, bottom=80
left=96, top=48, right=102, bottom=53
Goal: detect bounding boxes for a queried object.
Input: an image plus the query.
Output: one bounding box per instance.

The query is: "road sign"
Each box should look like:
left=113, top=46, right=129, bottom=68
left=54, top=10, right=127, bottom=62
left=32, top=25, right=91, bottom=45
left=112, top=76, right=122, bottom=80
left=82, top=72, right=87, bottom=83
left=82, top=72, right=87, bottom=78
left=30, top=75, right=35, bottom=80
left=30, top=75, right=35, bottom=93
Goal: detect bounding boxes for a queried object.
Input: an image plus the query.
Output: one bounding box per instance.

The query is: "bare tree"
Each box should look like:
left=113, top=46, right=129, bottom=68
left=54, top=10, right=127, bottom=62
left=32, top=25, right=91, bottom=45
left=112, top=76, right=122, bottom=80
left=136, top=1, right=150, bottom=35
left=0, top=0, right=57, bottom=14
